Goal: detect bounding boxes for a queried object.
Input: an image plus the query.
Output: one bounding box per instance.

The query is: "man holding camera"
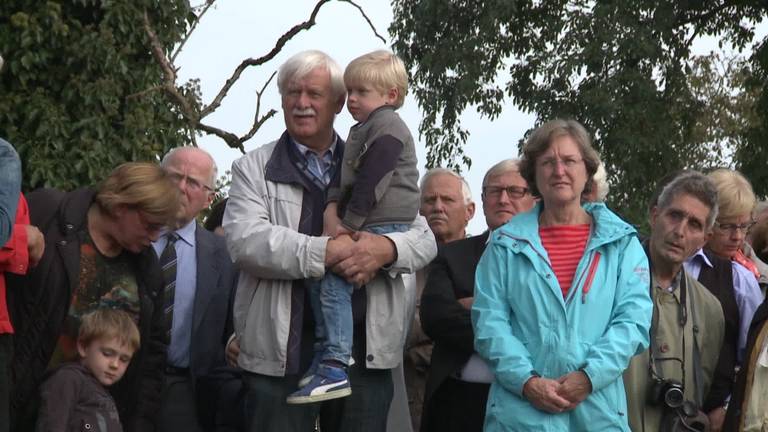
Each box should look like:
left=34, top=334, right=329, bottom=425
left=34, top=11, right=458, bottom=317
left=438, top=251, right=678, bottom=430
left=624, top=171, right=725, bottom=432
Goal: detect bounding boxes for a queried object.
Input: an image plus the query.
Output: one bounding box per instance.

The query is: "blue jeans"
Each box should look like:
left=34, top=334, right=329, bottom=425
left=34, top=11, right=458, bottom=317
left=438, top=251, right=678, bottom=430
left=311, top=223, right=409, bottom=365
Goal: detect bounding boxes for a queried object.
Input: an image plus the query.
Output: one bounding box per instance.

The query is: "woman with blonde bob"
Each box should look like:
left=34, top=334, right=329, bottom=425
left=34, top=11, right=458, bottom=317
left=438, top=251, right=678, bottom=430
left=706, top=169, right=768, bottom=288
left=8, top=162, right=179, bottom=431
left=471, top=119, right=652, bottom=431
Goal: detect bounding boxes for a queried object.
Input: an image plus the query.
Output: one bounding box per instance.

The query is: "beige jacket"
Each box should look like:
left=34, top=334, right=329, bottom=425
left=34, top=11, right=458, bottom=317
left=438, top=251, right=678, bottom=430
left=224, top=139, right=437, bottom=377
left=623, top=270, right=724, bottom=432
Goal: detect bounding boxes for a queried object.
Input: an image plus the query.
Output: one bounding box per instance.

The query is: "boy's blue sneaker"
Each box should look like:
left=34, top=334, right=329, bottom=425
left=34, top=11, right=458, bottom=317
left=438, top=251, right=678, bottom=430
left=298, top=355, right=355, bottom=388
left=286, top=364, right=351, bottom=404
left=298, top=353, right=322, bottom=388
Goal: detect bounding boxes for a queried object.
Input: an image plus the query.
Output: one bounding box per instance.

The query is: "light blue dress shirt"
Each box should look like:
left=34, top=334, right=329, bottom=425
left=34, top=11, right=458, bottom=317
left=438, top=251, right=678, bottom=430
left=152, top=220, right=197, bottom=368
left=293, top=136, right=337, bottom=186
left=684, top=248, right=763, bottom=363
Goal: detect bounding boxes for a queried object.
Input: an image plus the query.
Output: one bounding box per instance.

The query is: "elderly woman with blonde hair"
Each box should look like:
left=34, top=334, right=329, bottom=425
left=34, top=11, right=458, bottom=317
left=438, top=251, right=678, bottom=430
left=706, top=169, right=768, bottom=290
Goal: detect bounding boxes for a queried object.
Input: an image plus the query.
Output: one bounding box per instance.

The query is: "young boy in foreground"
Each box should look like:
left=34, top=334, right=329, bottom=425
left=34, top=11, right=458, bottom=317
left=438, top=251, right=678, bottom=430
left=36, top=308, right=139, bottom=432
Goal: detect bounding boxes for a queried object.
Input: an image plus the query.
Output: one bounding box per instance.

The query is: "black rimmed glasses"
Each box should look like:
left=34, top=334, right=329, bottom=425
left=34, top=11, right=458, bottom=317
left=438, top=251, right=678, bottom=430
left=482, top=185, right=530, bottom=199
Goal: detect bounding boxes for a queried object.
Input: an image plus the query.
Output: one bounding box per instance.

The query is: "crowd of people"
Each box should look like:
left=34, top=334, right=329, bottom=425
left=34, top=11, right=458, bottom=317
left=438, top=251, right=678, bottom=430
left=1, top=48, right=767, bottom=432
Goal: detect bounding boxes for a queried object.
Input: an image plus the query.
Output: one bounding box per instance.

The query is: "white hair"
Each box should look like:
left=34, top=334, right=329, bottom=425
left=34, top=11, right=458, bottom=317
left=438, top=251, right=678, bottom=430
left=591, top=163, right=610, bottom=202
left=420, top=168, right=473, bottom=205
left=277, top=50, right=346, bottom=101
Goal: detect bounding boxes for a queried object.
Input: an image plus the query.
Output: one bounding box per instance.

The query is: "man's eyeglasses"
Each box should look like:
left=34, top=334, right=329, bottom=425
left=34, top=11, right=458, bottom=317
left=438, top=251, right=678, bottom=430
left=167, top=172, right=213, bottom=192
left=714, top=220, right=756, bottom=235
left=538, top=157, right=583, bottom=171
left=483, top=185, right=529, bottom=199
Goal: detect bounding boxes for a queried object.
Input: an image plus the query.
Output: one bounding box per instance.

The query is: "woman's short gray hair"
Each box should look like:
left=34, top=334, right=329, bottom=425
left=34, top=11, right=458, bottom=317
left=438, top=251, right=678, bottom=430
left=519, top=119, right=601, bottom=198
left=420, top=168, right=473, bottom=205
left=277, top=50, right=346, bottom=101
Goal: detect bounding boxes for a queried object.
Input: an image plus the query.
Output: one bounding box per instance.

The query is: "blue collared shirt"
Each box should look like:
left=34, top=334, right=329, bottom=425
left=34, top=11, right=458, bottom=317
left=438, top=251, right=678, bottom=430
left=684, top=249, right=763, bottom=363
left=292, top=136, right=338, bottom=186
left=152, top=220, right=197, bottom=368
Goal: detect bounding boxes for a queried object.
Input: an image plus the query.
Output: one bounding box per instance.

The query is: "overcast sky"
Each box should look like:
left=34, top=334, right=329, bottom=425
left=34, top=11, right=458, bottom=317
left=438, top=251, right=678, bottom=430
left=177, top=0, right=535, bottom=235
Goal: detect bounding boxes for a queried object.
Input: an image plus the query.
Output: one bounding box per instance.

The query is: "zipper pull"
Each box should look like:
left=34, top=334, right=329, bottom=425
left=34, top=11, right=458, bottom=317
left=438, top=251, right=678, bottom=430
left=581, top=252, right=602, bottom=304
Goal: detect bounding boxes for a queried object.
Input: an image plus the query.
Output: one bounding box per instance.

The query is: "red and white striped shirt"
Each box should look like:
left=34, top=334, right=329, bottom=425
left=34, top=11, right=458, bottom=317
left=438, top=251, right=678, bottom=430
left=539, top=224, right=590, bottom=298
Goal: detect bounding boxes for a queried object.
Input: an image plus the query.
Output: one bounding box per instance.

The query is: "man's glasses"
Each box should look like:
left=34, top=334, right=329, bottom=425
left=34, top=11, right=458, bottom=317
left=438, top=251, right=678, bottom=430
left=714, top=220, right=756, bottom=235
left=483, top=185, right=529, bottom=199
left=167, top=172, right=213, bottom=192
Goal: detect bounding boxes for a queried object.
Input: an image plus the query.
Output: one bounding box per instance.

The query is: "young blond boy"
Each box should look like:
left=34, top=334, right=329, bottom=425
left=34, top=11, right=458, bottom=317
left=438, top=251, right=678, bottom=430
left=287, top=50, right=419, bottom=404
left=36, top=309, right=139, bottom=432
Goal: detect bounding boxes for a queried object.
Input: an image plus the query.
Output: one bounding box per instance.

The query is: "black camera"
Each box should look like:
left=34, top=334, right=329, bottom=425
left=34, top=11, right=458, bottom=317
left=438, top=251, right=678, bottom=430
left=649, top=378, right=685, bottom=408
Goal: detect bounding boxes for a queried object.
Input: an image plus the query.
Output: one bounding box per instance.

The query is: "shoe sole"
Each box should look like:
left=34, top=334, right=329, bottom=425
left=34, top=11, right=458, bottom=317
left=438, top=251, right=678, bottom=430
left=286, top=387, right=352, bottom=405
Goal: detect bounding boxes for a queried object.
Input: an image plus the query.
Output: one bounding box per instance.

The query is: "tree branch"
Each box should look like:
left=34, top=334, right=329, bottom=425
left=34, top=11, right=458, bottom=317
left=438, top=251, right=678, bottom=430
left=200, top=0, right=331, bottom=118
left=241, top=71, right=278, bottom=143
left=144, top=11, right=199, bottom=122
left=144, top=0, right=384, bottom=152
left=171, top=0, right=217, bottom=63
left=675, top=1, right=740, bottom=27
left=339, top=0, right=387, bottom=44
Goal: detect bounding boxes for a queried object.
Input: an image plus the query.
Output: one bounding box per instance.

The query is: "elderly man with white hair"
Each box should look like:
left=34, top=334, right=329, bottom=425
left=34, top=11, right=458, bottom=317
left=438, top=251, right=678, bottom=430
left=419, top=168, right=476, bottom=244
left=223, top=50, right=436, bottom=432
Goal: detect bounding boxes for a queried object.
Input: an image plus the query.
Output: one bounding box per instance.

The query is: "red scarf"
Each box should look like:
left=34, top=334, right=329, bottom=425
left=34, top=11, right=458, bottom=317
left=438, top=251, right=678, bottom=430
left=733, top=249, right=761, bottom=280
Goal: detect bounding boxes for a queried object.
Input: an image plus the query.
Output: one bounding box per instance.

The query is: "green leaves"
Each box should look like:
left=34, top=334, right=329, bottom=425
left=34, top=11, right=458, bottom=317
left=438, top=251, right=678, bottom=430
left=392, top=0, right=768, bottom=227
left=0, top=0, right=193, bottom=190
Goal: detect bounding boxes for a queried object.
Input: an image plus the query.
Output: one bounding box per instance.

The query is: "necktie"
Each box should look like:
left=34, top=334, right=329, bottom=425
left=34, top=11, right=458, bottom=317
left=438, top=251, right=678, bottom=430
left=159, top=232, right=179, bottom=345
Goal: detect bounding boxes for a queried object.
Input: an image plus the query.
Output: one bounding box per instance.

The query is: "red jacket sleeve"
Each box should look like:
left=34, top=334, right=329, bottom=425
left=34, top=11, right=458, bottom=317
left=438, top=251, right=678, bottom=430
left=0, top=194, right=30, bottom=275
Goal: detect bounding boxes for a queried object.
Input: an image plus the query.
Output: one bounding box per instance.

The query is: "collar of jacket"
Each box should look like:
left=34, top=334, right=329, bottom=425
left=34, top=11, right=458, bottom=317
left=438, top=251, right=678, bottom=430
left=55, top=187, right=96, bottom=237
left=264, top=130, right=345, bottom=186
left=494, top=201, right=637, bottom=254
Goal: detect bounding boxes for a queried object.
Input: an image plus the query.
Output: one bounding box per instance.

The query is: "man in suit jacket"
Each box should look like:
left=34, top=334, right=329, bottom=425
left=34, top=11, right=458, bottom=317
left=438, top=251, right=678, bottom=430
left=419, top=159, right=535, bottom=432
left=153, top=147, right=236, bottom=431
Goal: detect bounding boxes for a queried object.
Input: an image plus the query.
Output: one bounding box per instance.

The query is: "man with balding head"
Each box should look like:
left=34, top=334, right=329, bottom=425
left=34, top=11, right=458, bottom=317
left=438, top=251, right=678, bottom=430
left=419, top=159, right=535, bottom=432
left=154, top=147, right=237, bottom=431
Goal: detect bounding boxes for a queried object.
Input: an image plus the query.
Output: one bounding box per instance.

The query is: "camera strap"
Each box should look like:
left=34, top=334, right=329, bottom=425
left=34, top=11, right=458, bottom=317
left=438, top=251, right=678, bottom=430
left=687, top=276, right=705, bottom=407
left=647, top=270, right=687, bottom=384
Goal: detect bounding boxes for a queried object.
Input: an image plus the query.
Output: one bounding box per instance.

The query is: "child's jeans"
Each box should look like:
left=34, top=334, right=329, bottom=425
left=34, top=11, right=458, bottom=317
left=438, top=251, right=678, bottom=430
left=310, top=223, right=409, bottom=365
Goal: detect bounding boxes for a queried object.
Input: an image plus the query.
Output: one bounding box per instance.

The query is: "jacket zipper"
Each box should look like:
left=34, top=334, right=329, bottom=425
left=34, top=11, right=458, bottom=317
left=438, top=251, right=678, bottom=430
left=498, top=232, right=603, bottom=304
left=581, top=251, right=602, bottom=303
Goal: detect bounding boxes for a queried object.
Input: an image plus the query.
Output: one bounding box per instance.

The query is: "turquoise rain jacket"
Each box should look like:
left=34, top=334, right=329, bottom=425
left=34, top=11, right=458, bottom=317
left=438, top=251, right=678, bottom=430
left=472, top=202, right=653, bottom=431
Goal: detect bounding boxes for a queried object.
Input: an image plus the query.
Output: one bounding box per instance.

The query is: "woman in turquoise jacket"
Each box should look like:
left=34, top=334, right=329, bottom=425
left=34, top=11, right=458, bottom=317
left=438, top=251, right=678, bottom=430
left=472, top=119, right=653, bottom=431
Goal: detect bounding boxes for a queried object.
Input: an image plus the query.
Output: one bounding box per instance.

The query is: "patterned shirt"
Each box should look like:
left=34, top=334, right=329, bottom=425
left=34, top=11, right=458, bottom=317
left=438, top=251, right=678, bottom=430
left=48, top=232, right=139, bottom=369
